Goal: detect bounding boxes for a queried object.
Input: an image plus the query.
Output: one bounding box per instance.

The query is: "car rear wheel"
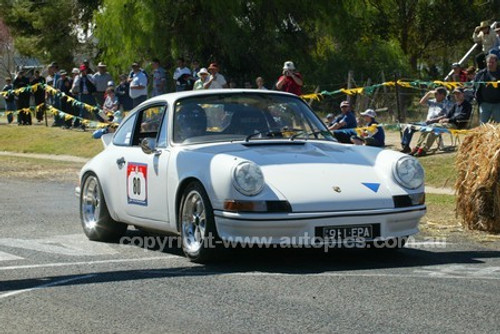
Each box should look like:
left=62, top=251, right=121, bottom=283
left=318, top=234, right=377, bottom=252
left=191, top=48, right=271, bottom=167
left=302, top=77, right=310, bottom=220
left=80, top=173, right=127, bottom=242
left=179, top=182, right=219, bottom=262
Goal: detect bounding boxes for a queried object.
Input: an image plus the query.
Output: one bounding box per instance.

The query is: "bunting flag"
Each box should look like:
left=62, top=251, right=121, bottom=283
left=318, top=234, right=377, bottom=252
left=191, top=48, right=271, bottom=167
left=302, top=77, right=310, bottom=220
left=0, top=81, right=486, bottom=137
left=46, top=105, right=117, bottom=129
left=297, top=79, right=499, bottom=101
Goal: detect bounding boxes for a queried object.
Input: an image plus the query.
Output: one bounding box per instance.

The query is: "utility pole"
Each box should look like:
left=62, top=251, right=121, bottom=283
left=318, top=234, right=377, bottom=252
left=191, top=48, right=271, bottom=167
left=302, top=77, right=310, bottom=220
left=346, top=70, right=353, bottom=103
left=394, top=72, right=403, bottom=140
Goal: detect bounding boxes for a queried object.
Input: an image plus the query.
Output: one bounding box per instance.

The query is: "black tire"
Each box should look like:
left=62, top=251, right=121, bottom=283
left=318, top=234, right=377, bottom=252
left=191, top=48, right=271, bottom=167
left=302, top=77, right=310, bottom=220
left=80, top=173, right=127, bottom=242
left=179, top=181, right=219, bottom=262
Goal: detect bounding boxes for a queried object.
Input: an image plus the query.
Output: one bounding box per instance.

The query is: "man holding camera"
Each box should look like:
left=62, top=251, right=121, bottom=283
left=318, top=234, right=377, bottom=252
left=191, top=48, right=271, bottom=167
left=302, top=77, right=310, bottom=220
left=275, top=61, right=303, bottom=96
left=473, top=20, right=496, bottom=70
left=204, top=62, right=227, bottom=89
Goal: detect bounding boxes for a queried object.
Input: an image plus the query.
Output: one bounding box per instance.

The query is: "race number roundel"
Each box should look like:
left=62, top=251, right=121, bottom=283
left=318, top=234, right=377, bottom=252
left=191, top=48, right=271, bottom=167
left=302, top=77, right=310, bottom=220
left=127, top=162, right=148, bottom=205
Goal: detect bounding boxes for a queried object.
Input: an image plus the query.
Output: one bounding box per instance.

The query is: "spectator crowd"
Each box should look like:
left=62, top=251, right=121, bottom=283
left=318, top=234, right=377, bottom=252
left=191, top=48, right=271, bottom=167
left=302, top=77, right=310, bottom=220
left=3, top=18, right=500, bottom=158
left=1, top=58, right=304, bottom=128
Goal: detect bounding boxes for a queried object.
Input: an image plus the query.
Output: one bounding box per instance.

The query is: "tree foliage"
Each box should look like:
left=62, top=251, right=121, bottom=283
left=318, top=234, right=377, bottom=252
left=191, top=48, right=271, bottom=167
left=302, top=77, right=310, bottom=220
left=0, top=0, right=497, bottom=89
left=0, top=0, right=81, bottom=69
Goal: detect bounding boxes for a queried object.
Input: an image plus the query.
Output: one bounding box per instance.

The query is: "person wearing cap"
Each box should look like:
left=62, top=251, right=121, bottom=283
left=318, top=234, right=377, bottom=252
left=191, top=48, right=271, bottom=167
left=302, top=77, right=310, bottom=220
left=449, top=63, right=467, bottom=82
left=193, top=68, right=210, bottom=90
left=473, top=20, right=496, bottom=70
left=325, top=113, right=334, bottom=126
left=411, top=87, right=472, bottom=157
left=92, top=62, right=113, bottom=106
left=402, top=87, right=452, bottom=154
left=71, top=64, right=97, bottom=129
left=55, top=70, right=71, bottom=95
left=29, top=70, right=46, bottom=122
left=151, top=58, right=167, bottom=96
left=204, top=62, right=228, bottom=89
left=328, top=101, right=358, bottom=143
left=173, top=57, right=194, bottom=91
left=275, top=61, right=303, bottom=95
left=350, top=109, right=385, bottom=147
left=2, top=77, right=16, bottom=124
left=129, top=62, right=148, bottom=107
left=13, top=67, right=31, bottom=125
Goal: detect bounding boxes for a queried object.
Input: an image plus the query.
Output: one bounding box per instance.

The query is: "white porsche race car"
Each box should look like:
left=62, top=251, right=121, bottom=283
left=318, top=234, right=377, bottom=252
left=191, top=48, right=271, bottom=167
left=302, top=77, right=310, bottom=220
left=76, top=89, right=426, bottom=262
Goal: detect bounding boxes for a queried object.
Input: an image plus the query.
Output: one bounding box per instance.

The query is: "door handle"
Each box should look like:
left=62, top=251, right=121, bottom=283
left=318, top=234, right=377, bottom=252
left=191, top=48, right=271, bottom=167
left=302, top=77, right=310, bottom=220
left=116, top=157, right=126, bottom=167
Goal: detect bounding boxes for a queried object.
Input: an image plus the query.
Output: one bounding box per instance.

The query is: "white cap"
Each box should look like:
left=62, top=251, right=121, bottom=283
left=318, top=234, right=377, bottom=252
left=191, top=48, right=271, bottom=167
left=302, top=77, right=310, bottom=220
left=283, top=61, right=295, bottom=70
left=198, top=68, right=209, bottom=77
left=107, top=80, right=115, bottom=87
left=360, top=109, right=377, bottom=118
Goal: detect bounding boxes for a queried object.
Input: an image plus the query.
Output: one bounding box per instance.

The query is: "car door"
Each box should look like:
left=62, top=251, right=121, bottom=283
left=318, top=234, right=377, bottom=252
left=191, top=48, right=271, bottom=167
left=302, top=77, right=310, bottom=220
left=113, top=103, right=171, bottom=225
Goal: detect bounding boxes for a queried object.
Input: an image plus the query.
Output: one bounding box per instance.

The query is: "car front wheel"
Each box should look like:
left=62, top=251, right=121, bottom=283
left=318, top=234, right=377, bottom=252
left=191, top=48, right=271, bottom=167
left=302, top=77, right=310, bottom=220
left=179, top=182, right=219, bottom=262
left=80, top=173, right=127, bottom=242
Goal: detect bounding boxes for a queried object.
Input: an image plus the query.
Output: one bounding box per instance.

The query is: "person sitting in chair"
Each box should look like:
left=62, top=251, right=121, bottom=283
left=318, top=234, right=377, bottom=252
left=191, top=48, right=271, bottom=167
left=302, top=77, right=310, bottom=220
left=411, top=87, right=471, bottom=157
left=350, top=109, right=385, bottom=147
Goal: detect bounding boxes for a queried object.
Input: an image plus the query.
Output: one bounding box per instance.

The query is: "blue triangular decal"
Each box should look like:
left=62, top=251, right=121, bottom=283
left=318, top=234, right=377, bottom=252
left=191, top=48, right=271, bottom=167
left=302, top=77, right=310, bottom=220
left=362, top=182, right=380, bottom=193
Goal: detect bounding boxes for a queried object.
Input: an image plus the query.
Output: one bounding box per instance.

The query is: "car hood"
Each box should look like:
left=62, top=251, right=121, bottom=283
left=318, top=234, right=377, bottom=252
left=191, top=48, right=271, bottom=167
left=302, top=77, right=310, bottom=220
left=184, top=141, right=401, bottom=212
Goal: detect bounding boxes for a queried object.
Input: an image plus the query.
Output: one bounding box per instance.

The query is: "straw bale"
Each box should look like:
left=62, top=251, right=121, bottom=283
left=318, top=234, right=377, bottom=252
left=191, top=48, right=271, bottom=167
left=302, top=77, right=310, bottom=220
left=455, top=124, right=500, bottom=232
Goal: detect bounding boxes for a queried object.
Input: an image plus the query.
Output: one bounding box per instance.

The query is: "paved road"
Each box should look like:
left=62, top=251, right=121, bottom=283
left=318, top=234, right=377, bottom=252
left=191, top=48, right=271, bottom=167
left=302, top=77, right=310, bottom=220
left=1, top=179, right=499, bottom=333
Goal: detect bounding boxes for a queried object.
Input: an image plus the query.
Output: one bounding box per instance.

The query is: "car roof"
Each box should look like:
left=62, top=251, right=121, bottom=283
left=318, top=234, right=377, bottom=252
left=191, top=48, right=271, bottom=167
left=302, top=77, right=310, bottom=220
left=143, top=89, right=299, bottom=105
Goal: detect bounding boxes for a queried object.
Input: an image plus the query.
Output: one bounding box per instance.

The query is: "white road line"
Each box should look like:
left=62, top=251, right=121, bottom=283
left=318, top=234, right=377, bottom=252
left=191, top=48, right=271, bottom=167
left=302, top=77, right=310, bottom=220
left=0, top=234, right=119, bottom=256
left=0, top=255, right=180, bottom=271
left=0, top=251, right=23, bottom=262
left=0, top=274, right=96, bottom=300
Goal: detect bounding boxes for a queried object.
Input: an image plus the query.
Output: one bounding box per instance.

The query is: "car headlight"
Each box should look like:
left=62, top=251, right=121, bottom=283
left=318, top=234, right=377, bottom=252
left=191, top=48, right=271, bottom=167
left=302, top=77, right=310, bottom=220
left=232, top=161, right=265, bottom=196
left=393, top=156, right=425, bottom=189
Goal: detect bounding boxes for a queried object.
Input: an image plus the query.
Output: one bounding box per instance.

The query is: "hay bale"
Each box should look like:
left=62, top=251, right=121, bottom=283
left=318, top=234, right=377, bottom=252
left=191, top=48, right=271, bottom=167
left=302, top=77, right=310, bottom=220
left=455, top=124, right=500, bottom=232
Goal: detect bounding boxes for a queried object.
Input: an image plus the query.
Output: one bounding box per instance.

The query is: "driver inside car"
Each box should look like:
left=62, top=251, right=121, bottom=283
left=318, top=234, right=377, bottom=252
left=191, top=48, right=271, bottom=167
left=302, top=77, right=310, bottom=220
left=174, top=104, right=207, bottom=142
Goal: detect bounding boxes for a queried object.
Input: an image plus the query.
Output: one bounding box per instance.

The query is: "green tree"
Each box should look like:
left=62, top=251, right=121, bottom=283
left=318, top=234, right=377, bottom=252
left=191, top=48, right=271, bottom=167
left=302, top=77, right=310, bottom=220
left=95, top=0, right=343, bottom=86
left=0, top=0, right=85, bottom=68
left=366, top=0, right=484, bottom=78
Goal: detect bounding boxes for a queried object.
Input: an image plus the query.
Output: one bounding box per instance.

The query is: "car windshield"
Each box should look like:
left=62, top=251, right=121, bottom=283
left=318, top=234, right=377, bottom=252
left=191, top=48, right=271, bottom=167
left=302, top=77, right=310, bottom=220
left=172, top=92, right=334, bottom=144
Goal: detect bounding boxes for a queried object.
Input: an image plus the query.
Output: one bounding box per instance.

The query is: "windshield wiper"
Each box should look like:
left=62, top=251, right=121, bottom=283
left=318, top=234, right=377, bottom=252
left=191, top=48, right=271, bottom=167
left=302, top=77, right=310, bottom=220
left=289, top=130, right=330, bottom=141
left=245, top=130, right=284, bottom=142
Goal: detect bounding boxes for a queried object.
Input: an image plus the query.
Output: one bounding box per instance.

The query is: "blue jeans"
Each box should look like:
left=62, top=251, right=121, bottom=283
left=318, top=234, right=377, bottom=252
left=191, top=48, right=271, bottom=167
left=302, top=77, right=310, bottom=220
left=401, top=122, right=426, bottom=147
left=479, top=102, right=500, bottom=124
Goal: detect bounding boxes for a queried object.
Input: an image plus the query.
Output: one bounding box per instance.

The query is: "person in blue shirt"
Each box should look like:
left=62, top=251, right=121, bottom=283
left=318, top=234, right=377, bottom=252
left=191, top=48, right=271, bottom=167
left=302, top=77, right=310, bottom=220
left=351, top=109, right=385, bottom=147
left=329, top=100, right=358, bottom=143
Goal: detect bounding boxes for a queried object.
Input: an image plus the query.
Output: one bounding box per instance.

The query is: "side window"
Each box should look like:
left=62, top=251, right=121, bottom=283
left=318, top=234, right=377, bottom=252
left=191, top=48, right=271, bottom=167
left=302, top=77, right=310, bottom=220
left=156, top=104, right=169, bottom=148
left=112, top=113, right=137, bottom=146
left=132, top=105, right=166, bottom=146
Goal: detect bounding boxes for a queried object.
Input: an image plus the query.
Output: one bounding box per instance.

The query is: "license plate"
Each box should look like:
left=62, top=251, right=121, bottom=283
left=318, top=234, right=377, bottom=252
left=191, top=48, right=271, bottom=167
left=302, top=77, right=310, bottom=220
left=321, top=224, right=374, bottom=241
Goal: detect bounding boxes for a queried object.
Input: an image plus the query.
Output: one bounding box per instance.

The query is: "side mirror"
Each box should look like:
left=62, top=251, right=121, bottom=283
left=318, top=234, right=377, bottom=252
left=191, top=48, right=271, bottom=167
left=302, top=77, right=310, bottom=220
left=140, top=137, right=160, bottom=155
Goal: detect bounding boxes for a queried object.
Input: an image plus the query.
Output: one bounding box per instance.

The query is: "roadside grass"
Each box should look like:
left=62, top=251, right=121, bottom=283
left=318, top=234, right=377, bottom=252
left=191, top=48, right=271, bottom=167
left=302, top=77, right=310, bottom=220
left=421, top=193, right=500, bottom=247
left=421, top=193, right=461, bottom=235
left=0, top=123, right=102, bottom=158
left=418, top=152, right=457, bottom=188
left=0, top=155, right=82, bottom=182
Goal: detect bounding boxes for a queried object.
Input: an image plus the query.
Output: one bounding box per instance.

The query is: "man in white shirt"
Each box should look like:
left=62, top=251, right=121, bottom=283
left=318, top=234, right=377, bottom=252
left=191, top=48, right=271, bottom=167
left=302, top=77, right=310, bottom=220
left=204, top=63, right=228, bottom=89
left=173, top=57, right=193, bottom=91
left=128, top=62, right=148, bottom=108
